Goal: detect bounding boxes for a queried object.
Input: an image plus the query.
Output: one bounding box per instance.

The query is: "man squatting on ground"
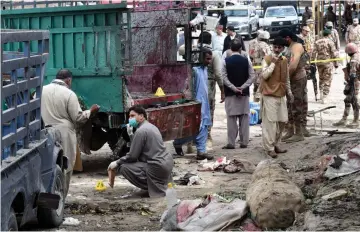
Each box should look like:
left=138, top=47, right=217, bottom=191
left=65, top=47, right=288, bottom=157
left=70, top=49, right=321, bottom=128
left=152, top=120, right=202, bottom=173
left=260, top=37, right=294, bottom=158
left=221, top=39, right=255, bottom=149
left=108, top=106, right=174, bottom=198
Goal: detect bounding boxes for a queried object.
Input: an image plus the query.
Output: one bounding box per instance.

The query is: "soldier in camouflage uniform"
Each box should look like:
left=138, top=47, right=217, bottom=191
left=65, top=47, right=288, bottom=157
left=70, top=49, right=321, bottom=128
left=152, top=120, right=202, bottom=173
left=278, top=29, right=310, bottom=142
left=306, top=19, right=316, bottom=54
left=249, top=30, right=272, bottom=102
left=333, top=43, right=360, bottom=128
left=298, top=26, right=313, bottom=54
left=320, top=21, right=341, bottom=52
left=190, top=31, right=224, bottom=150
left=312, top=29, right=339, bottom=104
left=345, top=18, right=360, bottom=48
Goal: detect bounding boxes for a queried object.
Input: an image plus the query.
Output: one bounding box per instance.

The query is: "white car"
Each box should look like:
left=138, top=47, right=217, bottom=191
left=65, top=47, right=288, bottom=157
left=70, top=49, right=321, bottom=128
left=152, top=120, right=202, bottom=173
left=225, top=5, right=259, bottom=39
left=260, top=5, right=299, bottom=37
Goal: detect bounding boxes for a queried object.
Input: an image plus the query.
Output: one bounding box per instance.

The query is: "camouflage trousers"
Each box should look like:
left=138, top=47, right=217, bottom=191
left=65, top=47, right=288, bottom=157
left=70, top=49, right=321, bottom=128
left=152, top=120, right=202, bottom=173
left=253, top=68, right=262, bottom=102
left=317, top=64, right=333, bottom=96
left=208, top=80, right=216, bottom=137
left=287, top=77, right=308, bottom=127
left=342, top=80, right=360, bottom=119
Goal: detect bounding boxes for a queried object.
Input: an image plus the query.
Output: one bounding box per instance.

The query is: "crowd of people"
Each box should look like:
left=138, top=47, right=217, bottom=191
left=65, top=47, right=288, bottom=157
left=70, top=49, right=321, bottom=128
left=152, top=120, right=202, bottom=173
left=40, top=10, right=359, bottom=199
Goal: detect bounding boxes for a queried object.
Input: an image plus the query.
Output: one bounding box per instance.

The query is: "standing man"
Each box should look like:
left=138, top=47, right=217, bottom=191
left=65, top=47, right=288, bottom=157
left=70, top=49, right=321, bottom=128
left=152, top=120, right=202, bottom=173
left=107, top=106, right=173, bottom=198
left=249, top=30, right=272, bottom=102
left=302, top=6, right=312, bottom=25
left=41, top=69, right=100, bottom=195
left=211, top=24, right=227, bottom=57
left=312, top=29, right=339, bottom=104
left=298, top=26, right=312, bottom=53
left=223, top=26, right=246, bottom=55
left=173, top=49, right=214, bottom=160
left=195, top=32, right=225, bottom=150
left=324, top=6, right=336, bottom=27
left=333, top=43, right=360, bottom=128
left=222, top=39, right=255, bottom=149
left=346, top=18, right=360, bottom=47
left=322, top=21, right=341, bottom=51
left=260, top=37, right=294, bottom=158
left=278, top=29, right=309, bottom=142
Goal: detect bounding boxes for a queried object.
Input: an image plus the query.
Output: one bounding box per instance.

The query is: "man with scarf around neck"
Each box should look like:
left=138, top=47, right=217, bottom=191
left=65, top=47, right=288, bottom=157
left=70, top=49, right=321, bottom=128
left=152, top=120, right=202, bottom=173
left=260, top=37, right=294, bottom=158
left=41, top=69, right=100, bottom=196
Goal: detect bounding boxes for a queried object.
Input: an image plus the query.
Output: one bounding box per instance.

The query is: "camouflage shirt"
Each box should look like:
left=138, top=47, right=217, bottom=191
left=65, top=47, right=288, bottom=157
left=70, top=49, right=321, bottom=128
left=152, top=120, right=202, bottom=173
left=249, top=39, right=271, bottom=65
left=349, top=52, right=360, bottom=80
left=318, top=29, right=340, bottom=50
left=312, top=37, right=338, bottom=66
left=346, top=25, right=360, bottom=44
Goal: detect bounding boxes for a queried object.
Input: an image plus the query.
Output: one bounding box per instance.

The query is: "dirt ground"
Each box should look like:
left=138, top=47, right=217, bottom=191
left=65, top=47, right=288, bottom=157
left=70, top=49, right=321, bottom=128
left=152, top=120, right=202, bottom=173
left=53, top=42, right=360, bottom=231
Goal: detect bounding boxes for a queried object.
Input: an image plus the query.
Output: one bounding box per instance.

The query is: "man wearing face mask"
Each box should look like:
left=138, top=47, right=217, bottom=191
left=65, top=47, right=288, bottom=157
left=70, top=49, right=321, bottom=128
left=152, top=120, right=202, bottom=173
left=278, top=29, right=310, bottom=142
left=320, top=21, right=340, bottom=51
left=107, top=106, right=174, bottom=198
left=345, top=18, right=360, bottom=46
left=41, top=69, right=100, bottom=196
left=333, top=43, right=360, bottom=128
left=260, top=37, right=293, bottom=158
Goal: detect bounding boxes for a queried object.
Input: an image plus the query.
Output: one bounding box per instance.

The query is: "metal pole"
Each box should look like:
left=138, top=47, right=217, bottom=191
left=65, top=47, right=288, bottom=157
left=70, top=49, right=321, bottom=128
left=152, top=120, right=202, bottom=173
left=338, top=0, right=341, bottom=33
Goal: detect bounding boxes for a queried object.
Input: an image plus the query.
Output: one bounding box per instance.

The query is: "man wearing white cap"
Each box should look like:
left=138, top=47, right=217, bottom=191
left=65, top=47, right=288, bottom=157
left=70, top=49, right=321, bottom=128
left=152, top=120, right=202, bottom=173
left=346, top=18, right=360, bottom=47
left=249, top=30, right=272, bottom=102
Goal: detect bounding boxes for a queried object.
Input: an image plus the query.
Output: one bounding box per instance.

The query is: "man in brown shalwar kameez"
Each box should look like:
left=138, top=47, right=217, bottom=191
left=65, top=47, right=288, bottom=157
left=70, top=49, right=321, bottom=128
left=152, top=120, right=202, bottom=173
left=221, top=39, right=255, bottom=149
left=260, top=37, right=294, bottom=158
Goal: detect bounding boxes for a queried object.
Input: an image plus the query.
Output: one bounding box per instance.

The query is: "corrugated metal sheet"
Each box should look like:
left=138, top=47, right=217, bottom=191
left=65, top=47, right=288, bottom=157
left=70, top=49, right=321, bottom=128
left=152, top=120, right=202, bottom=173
left=2, top=4, right=130, bottom=113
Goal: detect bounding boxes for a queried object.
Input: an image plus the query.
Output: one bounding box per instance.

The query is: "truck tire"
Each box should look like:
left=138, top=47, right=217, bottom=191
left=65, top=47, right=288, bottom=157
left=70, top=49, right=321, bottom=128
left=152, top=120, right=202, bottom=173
left=8, top=208, right=18, bottom=231
left=37, top=165, right=65, bottom=228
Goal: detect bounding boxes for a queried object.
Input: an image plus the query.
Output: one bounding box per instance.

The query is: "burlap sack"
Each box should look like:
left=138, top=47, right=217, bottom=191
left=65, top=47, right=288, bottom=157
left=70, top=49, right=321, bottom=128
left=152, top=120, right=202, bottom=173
left=246, top=160, right=305, bottom=230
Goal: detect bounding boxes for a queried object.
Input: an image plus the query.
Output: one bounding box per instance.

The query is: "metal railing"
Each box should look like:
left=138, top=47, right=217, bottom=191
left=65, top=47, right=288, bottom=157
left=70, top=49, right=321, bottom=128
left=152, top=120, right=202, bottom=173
left=1, top=30, right=49, bottom=158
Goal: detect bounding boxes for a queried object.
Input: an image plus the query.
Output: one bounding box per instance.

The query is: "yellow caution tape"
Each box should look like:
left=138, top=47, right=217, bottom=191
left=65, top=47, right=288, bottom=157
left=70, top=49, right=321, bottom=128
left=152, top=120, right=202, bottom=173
left=309, top=57, right=345, bottom=64
left=252, top=57, right=346, bottom=70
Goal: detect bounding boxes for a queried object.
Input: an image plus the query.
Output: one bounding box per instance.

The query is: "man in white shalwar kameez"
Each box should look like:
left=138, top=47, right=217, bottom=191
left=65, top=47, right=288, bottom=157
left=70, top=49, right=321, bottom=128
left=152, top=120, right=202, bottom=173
left=41, top=69, right=100, bottom=195
left=260, top=37, right=294, bottom=158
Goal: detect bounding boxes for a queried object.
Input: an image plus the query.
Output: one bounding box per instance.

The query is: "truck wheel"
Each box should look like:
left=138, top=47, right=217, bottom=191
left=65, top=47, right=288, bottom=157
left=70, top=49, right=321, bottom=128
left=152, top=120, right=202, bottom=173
left=37, top=165, right=65, bottom=228
left=8, top=208, right=18, bottom=231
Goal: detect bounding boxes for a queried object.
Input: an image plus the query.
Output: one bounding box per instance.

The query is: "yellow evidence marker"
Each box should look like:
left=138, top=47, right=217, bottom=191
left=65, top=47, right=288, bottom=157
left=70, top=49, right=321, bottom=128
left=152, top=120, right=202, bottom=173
left=95, top=180, right=107, bottom=191
left=155, top=87, right=166, bottom=97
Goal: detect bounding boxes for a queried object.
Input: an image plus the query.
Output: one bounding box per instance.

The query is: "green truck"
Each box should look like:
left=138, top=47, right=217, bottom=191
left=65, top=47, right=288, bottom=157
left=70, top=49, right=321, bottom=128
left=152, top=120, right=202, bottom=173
left=2, top=0, right=203, bottom=157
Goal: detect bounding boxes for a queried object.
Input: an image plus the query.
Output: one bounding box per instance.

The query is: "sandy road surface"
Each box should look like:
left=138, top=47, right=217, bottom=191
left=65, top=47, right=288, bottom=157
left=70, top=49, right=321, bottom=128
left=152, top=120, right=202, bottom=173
left=29, top=40, right=360, bottom=231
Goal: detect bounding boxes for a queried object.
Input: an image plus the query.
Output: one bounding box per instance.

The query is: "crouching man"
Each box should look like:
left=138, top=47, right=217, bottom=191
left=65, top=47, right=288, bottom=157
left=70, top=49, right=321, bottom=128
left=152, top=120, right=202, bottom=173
left=108, top=106, right=174, bottom=198
left=260, top=37, right=294, bottom=158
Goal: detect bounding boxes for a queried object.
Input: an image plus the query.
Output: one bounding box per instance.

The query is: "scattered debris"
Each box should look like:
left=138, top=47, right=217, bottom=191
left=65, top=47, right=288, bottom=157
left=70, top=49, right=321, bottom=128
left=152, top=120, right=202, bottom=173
left=246, top=160, right=305, bottom=230
left=198, top=157, right=230, bottom=171
left=240, top=218, right=262, bottom=231
left=174, top=172, right=197, bottom=185
left=223, top=159, right=255, bottom=173
left=198, top=157, right=255, bottom=174
left=324, top=144, right=360, bottom=179
left=63, top=217, right=81, bottom=226
left=187, top=175, right=201, bottom=186
left=321, top=189, right=348, bottom=200
left=161, top=195, right=248, bottom=231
